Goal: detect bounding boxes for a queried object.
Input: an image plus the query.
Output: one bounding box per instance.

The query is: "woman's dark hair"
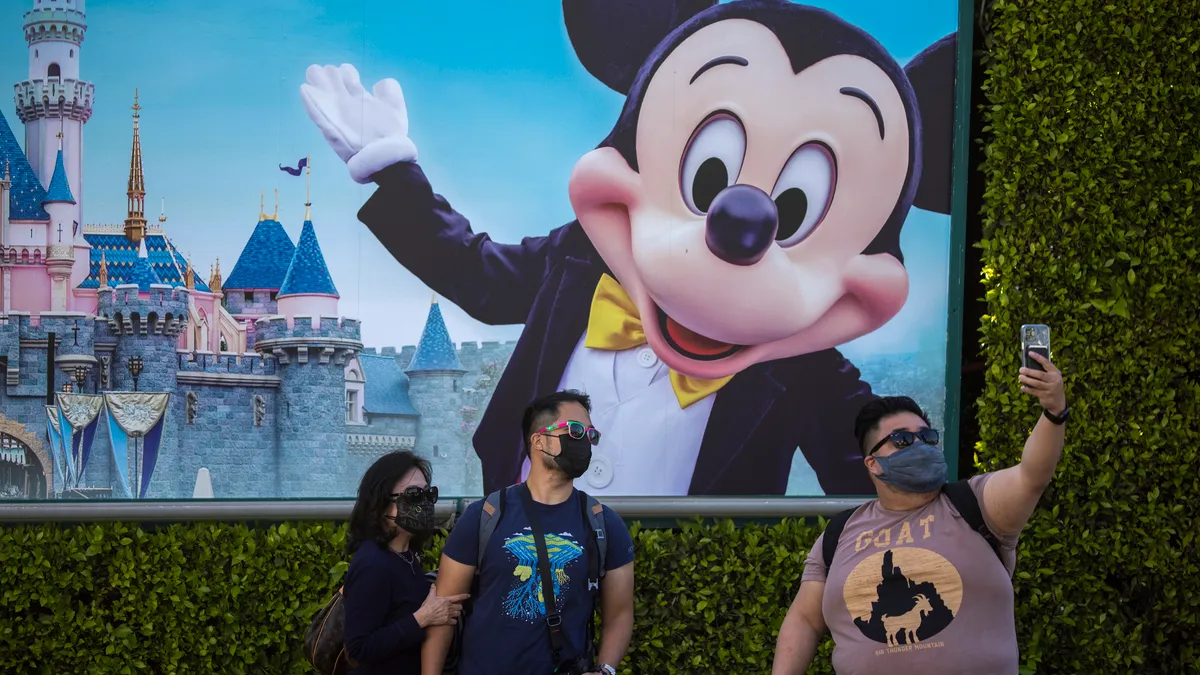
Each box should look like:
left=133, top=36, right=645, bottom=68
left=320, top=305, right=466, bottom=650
left=346, top=451, right=434, bottom=556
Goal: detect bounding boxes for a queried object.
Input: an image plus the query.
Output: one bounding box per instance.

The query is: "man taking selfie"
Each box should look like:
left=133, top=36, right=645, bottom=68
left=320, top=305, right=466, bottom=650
left=772, top=351, right=1068, bottom=674
left=423, top=390, right=636, bottom=675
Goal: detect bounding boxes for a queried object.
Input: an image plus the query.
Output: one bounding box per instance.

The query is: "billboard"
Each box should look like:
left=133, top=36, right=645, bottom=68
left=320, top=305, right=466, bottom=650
left=0, top=0, right=964, bottom=501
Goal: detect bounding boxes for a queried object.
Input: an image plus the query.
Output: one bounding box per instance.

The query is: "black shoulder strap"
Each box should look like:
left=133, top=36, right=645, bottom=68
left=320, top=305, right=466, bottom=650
left=942, top=480, right=1003, bottom=562
left=822, top=507, right=858, bottom=569
left=518, top=483, right=573, bottom=667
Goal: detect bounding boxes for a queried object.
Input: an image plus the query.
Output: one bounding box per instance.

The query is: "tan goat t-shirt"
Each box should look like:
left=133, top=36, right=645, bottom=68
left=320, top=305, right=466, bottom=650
left=802, top=473, right=1021, bottom=675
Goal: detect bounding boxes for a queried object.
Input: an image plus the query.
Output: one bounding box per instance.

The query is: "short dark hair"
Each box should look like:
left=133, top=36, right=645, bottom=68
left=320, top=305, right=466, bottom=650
left=521, top=389, right=593, bottom=456
left=853, top=396, right=931, bottom=456
left=346, top=450, right=433, bottom=556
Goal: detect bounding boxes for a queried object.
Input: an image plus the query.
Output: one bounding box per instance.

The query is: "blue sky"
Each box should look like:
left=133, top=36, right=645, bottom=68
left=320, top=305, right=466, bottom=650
left=0, top=0, right=959, bottom=356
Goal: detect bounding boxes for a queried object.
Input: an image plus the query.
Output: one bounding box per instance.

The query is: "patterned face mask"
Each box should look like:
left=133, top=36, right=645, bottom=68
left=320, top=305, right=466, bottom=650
left=388, top=486, right=438, bottom=533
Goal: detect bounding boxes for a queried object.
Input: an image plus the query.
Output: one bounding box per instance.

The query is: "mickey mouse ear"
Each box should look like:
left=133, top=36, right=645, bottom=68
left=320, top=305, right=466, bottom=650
left=563, top=0, right=717, bottom=95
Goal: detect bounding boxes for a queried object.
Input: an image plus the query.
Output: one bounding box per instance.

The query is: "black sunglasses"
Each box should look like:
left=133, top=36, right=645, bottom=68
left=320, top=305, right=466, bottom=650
left=391, top=485, right=439, bottom=504
left=869, top=428, right=940, bottom=456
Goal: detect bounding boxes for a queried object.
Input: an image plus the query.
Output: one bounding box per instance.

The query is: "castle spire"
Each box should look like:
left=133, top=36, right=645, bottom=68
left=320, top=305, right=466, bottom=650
left=184, top=251, right=194, bottom=289
left=124, top=89, right=148, bottom=244
left=98, top=251, right=108, bottom=288
left=209, top=257, right=222, bottom=293
left=304, top=156, right=312, bottom=221
left=406, top=300, right=465, bottom=374
left=272, top=188, right=279, bottom=221
left=159, top=197, right=167, bottom=226
left=259, top=190, right=265, bottom=221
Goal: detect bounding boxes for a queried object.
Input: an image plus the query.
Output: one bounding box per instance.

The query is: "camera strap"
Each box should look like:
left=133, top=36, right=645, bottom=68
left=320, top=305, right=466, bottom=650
left=518, top=483, right=574, bottom=667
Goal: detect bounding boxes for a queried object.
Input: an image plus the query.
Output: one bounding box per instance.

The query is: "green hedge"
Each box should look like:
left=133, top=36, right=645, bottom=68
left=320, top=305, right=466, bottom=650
left=975, top=0, right=1199, bottom=673
left=0, top=519, right=830, bottom=674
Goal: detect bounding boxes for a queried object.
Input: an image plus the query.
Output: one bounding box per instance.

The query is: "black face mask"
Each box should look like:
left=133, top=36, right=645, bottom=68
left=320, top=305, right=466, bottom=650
left=388, top=487, right=438, bottom=534
left=544, top=435, right=593, bottom=479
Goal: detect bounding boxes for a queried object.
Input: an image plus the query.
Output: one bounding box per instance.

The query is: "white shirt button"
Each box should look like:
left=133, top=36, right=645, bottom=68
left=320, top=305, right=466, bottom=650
left=636, top=347, right=658, bottom=368
left=585, top=455, right=614, bottom=488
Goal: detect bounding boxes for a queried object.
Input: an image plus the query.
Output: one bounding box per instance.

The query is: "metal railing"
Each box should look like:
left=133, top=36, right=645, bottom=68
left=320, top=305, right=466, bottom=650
left=0, top=496, right=868, bottom=523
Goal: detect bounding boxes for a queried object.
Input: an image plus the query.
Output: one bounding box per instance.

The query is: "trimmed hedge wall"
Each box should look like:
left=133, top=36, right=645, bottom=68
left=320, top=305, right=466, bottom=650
left=975, top=0, right=1199, bottom=673
left=0, top=519, right=830, bottom=674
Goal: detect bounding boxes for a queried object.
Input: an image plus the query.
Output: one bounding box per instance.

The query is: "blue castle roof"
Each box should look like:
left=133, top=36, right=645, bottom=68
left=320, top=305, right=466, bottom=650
left=406, top=300, right=465, bottom=373
left=223, top=217, right=296, bottom=290
left=127, top=240, right=162, bottom=292
left=360, top=354, right=420, bottom=416
left=278, top=220, right=338, bottom=297
left=0, top=109, right=50, bottom=220
left=80, top=232, right=212, bottom=293
left=42, top=149, right=75, bottom=205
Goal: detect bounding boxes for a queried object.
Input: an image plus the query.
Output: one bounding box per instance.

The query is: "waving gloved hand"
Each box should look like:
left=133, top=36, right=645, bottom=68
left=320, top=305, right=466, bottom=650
left=300, top=64, right=418, bottom=184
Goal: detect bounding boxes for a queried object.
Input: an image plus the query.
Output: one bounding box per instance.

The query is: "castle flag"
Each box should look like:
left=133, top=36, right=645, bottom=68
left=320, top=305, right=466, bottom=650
left=56, top=393, right=104, bottom=488
left=104, top=393, right=170, bottom=498
left=45, top=405, right=66, bottom=495
left=279, top=157, right=308, bottom=176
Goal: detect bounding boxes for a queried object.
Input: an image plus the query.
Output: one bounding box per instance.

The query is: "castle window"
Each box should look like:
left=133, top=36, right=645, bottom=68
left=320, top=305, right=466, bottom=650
left=269, top=291, right=278, bottom=301
left=244, top=291, right=253, bottom=303
left=70, top=49, right=74, bottom=58
left=346, top=390, right=359, bottom=424
left=453, top=379, right=458, bottom=392
left=47, top=63, right=60, bottom=78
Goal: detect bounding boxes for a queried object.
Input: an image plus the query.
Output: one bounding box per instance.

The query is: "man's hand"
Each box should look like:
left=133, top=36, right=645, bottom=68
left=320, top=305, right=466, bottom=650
left=1020, top=351, right=1066, bottom=414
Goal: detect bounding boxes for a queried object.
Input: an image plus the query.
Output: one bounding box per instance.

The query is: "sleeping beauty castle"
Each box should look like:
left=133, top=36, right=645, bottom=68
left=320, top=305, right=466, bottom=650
left=0, top=0, right=506, bottom=500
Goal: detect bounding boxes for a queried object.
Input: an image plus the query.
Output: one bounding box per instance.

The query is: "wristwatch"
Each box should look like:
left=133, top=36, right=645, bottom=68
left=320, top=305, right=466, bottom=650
left=600, top=665, right=616, bottom=675
left=1043, top=405, right=1070, bottom=425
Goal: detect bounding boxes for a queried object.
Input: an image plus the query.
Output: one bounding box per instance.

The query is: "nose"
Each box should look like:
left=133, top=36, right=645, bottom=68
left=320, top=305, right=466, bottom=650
left=704, top=184, right=779, bottom=266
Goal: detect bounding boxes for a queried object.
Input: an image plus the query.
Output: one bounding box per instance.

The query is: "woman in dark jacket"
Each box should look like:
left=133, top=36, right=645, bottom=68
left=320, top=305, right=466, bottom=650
left=343, top=451, right=469, bottom=674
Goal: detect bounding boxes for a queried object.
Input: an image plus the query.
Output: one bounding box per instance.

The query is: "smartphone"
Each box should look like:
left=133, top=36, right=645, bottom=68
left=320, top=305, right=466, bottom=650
left=1020, top=324, right=1051, bottom=371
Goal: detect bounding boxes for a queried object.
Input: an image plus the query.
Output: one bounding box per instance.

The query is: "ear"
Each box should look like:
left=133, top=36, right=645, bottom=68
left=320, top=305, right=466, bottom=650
left=563, top=0, right=717, bottom=94
left=904, top=32, right=957, bottom=215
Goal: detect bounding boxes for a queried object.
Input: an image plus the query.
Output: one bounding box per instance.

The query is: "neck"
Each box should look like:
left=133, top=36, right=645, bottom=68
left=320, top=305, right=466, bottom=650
left=526, top=460, right=575, bottom=505
left=388, top=530, right=413, bottom=553
left=874, top=481, right=940, bottom=511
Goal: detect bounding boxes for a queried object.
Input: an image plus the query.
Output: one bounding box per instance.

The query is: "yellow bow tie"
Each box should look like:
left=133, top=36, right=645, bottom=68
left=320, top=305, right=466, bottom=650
left=584, top=273, right=732, bottom=409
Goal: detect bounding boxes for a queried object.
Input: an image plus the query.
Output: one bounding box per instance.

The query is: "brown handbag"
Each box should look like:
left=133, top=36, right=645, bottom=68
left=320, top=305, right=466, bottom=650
left=304, top=586, right=359, bottom=675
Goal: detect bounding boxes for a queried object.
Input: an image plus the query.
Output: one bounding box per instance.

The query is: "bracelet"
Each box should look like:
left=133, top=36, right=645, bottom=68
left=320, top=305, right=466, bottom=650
left=600, top=665, right=616, bottom=675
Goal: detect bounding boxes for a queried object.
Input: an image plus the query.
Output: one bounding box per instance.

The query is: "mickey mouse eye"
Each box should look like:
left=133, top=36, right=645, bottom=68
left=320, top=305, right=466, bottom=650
left=679, top=113, right=746, bottom=215
left=771, top=143, right=836, bottom=247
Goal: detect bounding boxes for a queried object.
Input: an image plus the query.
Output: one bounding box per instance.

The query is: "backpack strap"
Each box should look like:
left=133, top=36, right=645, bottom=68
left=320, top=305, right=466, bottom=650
left=579, top=491, right=608, bottom=579
left=821, top=507, right=858, bottom=570
left=476, top=486, right=510, bottom=569
left=942, top=479, right=1003, bottom=562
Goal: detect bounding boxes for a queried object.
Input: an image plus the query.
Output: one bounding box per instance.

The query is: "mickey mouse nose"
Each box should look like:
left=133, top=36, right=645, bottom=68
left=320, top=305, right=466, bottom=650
left=704, top=184, right=779, bottom=266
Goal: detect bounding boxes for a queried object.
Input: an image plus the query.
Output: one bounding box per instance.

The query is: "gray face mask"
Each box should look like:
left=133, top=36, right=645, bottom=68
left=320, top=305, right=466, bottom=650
left=872, top=441, right=948, bottom=493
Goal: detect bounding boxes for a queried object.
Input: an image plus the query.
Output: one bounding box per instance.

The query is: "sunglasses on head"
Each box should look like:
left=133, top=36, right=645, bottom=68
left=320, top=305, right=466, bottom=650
left=539, top=420, right=601, bottom=446
left=391, top=485, right=438, bottom=504
left=869, top=427, right=940, bottom=456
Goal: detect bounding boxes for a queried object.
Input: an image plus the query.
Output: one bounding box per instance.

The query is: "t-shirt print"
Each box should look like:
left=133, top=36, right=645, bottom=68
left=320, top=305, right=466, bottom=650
left=499, top=527, right=584, bottom=621
left=801, top=473, right=1022, bottom=675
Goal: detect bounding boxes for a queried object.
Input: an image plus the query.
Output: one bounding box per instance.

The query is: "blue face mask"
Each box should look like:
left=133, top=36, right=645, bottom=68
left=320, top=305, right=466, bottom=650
left=872, top=441, right=948, bottom=493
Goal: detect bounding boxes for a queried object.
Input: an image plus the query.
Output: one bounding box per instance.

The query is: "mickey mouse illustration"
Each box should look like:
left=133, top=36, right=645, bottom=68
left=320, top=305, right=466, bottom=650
left=301, top=0, right=956, bottom=496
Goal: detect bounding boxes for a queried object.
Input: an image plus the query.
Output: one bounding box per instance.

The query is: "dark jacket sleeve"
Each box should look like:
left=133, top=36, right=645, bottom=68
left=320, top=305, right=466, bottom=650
left=357, top=161, right=582, bottom=326
left=342, top=553, right=424, bottom=664
left=793, top=350, right=879, bottom=496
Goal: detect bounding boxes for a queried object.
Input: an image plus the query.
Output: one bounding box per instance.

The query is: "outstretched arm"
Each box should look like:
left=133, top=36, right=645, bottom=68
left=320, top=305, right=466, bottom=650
left=982, top=351, right=1068, bottom=535
left=359, top=162, right=584, bottom=326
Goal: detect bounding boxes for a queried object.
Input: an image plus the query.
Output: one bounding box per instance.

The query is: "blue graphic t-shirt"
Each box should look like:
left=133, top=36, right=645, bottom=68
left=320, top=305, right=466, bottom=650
left=442, top=488, right=635, bottom=675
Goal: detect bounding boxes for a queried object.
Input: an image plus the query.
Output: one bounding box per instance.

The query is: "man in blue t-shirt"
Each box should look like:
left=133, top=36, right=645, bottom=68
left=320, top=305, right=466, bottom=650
left=423, top=390, right=636, bottom=675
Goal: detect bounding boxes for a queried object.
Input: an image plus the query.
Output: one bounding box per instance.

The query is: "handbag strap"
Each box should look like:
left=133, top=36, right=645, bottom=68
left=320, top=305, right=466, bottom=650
left=518, top=483, right=572, bottom=666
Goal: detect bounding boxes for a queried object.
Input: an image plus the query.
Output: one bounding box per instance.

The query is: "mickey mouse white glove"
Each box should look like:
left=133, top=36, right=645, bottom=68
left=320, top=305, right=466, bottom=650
left=300, top=64, right=418, bottom=184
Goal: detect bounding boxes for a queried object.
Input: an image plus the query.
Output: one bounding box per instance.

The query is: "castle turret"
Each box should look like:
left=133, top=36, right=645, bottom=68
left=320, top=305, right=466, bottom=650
left=254, top=315, right=362, bottom=497
left=405, top=296, right=468, bottom=493
left=42, top=133, right=80, bottom=312
left=276, top=219, right=339, bottom=325
left=16, top=0, right=92, bottom=229
left=223, top=191, right=295, bottom=317
left=96, top=249, right=189, bottom=496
